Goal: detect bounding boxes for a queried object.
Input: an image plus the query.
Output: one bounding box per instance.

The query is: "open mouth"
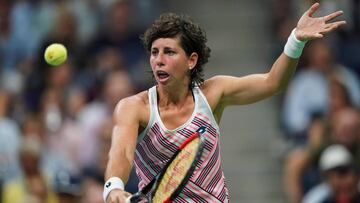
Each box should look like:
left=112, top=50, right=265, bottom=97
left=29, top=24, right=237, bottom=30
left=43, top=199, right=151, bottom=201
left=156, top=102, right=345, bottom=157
left=156, top=70, right=170, bottom=80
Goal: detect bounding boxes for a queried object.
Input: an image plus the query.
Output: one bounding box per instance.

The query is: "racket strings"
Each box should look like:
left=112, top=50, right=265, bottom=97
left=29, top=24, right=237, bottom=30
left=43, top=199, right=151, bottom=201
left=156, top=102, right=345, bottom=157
left=152, top=137, right=200, bottom=203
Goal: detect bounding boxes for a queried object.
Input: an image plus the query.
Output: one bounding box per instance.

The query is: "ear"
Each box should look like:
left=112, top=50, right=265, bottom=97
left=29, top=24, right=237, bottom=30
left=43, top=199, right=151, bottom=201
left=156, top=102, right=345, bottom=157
left=188, top=52, right=198, bottom=70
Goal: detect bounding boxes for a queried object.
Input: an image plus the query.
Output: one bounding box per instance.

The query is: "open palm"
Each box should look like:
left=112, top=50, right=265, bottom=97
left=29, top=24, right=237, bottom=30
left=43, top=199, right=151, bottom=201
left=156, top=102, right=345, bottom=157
left=295, top=3, right=346, bottom=41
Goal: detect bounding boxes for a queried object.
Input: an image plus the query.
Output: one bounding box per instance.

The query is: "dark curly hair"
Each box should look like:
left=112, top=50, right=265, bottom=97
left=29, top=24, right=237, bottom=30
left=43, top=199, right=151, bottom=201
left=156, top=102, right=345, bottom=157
left=141, top=13, right=211, bottom=89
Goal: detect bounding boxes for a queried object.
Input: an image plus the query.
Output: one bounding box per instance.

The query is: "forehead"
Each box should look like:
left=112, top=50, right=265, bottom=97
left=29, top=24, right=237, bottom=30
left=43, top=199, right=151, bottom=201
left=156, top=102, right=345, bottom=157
left=151, top=37, right=181, bottom=49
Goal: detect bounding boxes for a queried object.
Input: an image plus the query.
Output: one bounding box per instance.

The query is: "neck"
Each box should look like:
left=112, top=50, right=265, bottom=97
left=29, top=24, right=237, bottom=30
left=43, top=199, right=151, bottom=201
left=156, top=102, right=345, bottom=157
left=157, top=83, right=192, bottom=106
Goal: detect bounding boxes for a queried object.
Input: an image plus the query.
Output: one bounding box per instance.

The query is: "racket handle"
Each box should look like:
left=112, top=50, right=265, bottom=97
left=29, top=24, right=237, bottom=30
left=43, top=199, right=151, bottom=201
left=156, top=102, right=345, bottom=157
left=125, top=194, right=142, bottom=203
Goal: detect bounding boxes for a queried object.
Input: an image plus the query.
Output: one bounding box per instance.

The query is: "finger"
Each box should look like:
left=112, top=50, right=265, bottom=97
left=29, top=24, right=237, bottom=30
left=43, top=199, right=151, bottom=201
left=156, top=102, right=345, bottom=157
left=307, top=3, right=320, bottom=17
left=323, top=10, right=344, bottom=22
left=323, top=21, right=347, bottom=32
left=329, top=20, right=347, bottom=28
left=314, top=33, right=324, bottom=39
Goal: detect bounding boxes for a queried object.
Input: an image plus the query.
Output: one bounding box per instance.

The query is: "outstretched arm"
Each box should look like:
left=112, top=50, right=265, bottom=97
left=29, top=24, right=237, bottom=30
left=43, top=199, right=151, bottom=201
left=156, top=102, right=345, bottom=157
left=103, top=97, right=141, bottom=203
left=212, top=3, right=346, bottom=106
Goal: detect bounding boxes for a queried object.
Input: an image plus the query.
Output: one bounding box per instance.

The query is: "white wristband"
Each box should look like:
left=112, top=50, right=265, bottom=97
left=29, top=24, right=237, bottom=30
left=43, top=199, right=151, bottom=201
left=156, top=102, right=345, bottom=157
left=103, top=177, right=125, bottom=203
left=283, top=29, right=307, bottom=59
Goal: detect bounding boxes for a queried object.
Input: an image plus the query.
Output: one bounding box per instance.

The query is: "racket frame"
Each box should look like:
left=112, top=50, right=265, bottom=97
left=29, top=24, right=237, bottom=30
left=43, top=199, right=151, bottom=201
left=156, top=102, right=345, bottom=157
left=126, top=126, right=206, bottom=203
left=151, top=126, right=206, bottom=202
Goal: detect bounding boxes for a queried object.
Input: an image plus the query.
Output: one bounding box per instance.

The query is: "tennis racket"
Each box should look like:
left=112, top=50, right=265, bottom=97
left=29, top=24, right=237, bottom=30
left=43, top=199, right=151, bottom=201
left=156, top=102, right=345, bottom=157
left=125, top=126, right=206, bottom=203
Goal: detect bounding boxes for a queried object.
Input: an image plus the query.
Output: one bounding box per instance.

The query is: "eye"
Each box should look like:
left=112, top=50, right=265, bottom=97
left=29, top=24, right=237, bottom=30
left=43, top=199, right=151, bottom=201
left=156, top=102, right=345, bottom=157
left=151, top=49, right=158, bottom=56
left=165, top=50, right=175, bottom=55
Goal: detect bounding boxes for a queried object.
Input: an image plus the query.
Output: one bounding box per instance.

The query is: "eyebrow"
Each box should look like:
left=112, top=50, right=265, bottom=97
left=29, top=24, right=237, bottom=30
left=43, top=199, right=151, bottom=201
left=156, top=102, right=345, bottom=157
left=151, top=46, right=176, bottom=51
left=164, top=47, right=175, bottom=51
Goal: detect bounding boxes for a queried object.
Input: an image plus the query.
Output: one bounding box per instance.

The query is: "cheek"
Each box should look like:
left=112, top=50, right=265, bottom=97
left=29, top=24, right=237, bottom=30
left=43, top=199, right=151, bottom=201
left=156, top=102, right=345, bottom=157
left=173, top=57, right=190, bottom=71
left=150, top=58, right=156, bottom=71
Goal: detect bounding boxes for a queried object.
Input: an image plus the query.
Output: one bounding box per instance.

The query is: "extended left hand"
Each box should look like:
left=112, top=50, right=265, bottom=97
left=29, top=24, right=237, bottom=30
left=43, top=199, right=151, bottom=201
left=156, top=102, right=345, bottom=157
left=295, top=3, right=346, bottom=41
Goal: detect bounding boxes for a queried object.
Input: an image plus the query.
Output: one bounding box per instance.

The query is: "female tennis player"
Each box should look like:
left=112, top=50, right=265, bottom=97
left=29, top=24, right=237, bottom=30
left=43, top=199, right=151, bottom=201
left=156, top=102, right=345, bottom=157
left=103, top=3, right=346, bottom=203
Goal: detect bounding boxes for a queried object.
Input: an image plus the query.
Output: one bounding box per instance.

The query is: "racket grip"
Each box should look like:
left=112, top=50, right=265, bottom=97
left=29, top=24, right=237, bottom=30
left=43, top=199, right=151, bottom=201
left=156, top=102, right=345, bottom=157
left=125, top=195, right=142, bottom=203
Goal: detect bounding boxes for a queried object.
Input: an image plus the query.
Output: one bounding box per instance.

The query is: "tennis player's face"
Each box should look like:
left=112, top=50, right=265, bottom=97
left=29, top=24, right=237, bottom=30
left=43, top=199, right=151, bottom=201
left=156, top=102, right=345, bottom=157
left=150, top=37, right=195, bottom=86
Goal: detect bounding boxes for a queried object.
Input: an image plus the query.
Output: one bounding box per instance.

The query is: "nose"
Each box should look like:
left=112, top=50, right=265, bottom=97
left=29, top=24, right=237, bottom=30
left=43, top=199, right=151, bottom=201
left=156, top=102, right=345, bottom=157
left=154, top=52, right=165, bottom=67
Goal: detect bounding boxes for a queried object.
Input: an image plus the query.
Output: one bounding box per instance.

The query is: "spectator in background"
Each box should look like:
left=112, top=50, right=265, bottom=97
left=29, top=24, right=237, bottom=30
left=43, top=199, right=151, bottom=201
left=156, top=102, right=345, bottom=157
left=302, top=145, right=360, bottom=203
left=284, top=108, right=360, bottom=203
left=54, top=170, right=82, bottom=203
left=2, top=136, right=58, bottom=203
left=33, top=60, right=74, bottom=132
left=68, top=0, right=100, bottom=46
left=39, top=61, right=73, bottom=135
left=46, top=87, right=87, bottom=177
left=5, top=0, right=55, bottom=72
left=0, top=0, right=24, bottom=96
left=307, top=77, right=354, bottom=150
left=79, top=70, right=134, bottom=169
left=38, top=84, right=88, bottom=183
left=40, top=86, right=65, bottom=134
left=81, top=168, right=104, bottom=203
left=0, top=90, right=21, bottom=183
left=20, top=114, right=57, bottom=178
left=87, top=47, right=125, bottom=100
left=0, top=0, right=13, bottom=71
left=282, top=40, right=360, bottom=145
left=87, top=0, right=149, bottom=90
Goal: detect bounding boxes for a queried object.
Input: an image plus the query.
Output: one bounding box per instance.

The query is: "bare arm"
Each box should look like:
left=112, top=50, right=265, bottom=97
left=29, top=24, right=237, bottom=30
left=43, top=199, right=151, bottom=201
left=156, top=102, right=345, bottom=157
left=105, top=97, right=141, bottom=203
left=212, top=54, right=298, bottom=106
left=212, top=3, right=346, bottom=107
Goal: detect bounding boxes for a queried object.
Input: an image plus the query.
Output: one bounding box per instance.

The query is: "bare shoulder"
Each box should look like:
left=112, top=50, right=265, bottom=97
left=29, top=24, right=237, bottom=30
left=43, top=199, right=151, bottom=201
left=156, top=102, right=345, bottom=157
left=202, top=75, right=228, bottom=96
left=200, top=76, right=227, bottom=110
left=115, top=91, right=147, bottom=110
left=113, top=90, right=150, bottom=127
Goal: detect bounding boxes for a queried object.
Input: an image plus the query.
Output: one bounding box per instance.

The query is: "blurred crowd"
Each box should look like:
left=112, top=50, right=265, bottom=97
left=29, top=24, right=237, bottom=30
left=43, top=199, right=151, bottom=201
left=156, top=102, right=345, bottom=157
left=0, top=0, right=169, bottom=202
left=271, top=0, right=360, bottom=203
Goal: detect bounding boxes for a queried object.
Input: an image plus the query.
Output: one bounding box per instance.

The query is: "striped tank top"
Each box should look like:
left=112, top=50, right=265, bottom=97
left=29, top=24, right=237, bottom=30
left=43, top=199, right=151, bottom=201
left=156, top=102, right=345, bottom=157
left=134, top=86, right=230, bottom=202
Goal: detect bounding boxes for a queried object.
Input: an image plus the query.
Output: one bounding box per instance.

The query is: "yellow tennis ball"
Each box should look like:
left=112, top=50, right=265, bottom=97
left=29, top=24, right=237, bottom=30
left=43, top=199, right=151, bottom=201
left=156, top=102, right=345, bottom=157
left=44, top=43, right=67, bottom=66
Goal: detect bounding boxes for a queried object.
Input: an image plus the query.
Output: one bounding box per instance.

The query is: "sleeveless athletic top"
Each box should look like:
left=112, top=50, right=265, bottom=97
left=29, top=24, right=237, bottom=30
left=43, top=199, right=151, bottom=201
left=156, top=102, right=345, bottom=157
left=134, top=86, right=230, bottom=202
